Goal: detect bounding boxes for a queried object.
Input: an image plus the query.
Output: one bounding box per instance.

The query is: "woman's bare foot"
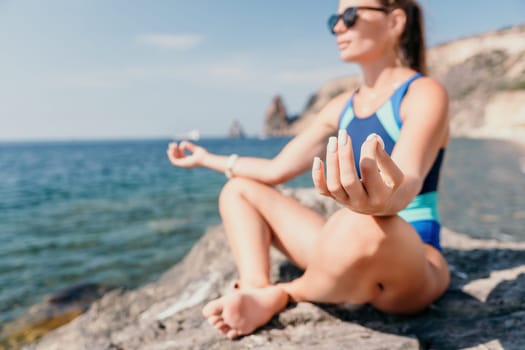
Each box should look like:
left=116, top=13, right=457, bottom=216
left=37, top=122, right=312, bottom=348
left=202, top=285, right=289, bottom=339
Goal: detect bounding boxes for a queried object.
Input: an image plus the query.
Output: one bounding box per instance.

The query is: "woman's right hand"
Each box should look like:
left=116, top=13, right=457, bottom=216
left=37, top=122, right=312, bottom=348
left=166, top=141, right=208, bottom=168
left=312, top=131, right=404, bottom=215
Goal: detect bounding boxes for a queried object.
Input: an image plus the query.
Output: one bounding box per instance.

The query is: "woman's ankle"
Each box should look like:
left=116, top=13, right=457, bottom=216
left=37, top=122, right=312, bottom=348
left=276, top=281, right=308, bottom=304
left=234, top=278, right=271, bottom=291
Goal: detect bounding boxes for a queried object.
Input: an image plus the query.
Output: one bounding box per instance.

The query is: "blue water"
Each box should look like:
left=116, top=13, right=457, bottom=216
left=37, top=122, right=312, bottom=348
left=1, top=137, right=524, bottom=326
left=0, top=137, right=312, bottom=326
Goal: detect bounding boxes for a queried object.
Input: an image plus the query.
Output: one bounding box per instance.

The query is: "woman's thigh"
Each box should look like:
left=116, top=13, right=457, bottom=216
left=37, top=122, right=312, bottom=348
left=220, top=178, right=326, bottom=269
left=316, top=209, right=449, bottom=313
left=369, top=217, right=450, bottom=314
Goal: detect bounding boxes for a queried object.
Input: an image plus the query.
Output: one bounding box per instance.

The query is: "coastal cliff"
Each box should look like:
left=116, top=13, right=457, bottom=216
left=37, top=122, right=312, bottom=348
left=264, top=24, right=525, bottom=142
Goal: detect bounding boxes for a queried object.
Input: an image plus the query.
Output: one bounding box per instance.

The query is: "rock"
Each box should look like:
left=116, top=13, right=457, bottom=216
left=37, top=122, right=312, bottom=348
left=471, top=90, right=525, bottom=141
left=24, top=188, right=525, bottom=350
left=263, top=95, right=292, bottom=137
left=0, top=283, right=117, bottom=350
left=228, top=119, right=245, bottom=139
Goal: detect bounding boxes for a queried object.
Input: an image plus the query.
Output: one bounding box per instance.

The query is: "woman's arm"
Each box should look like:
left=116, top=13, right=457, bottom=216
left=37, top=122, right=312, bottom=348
left=312, top=77, right=449, bottom=216
left=167, top=92, right=350, bottom=185
left=384, top=77, right=449, bottom=214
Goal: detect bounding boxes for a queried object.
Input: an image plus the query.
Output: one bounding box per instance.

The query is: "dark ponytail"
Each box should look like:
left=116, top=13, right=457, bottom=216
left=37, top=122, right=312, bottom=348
left=379, top=0, right=427, bottom=74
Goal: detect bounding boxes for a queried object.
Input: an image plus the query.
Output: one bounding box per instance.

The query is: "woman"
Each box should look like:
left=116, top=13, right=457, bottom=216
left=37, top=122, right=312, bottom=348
left=167, top=0, right=450, bottom=339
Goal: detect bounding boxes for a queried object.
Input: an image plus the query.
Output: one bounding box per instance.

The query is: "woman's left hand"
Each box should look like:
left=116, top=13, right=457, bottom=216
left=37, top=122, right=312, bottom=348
left=312, top=130, right=404, bottom=215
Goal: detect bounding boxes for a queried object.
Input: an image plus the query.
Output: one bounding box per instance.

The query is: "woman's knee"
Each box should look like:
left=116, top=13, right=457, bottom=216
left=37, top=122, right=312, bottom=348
left=219, top=178, right=250, bottom=204
left=317, top=211, right=386, bottom=276
left=218, top=177, right=269, bottom=211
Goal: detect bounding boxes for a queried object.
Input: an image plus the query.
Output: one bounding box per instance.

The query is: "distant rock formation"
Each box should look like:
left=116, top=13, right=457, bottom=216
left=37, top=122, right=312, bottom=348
left=228, top=119, right=245, bottom=138
left=263, top=96, right=291, bottom=136
left=263, top=24, right=525, bottom=142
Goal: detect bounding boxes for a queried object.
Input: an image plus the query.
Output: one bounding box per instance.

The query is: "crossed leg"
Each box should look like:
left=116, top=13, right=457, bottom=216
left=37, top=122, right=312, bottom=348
left=203, top=178, right=449, bottom=338
left=216, top=178, right=326, bottom=289
left=203, top=178, right=325, bottom=338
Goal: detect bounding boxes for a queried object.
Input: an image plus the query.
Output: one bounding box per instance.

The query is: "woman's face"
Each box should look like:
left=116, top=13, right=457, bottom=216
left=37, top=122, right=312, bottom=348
left=334, top=0, right=395, bottom=64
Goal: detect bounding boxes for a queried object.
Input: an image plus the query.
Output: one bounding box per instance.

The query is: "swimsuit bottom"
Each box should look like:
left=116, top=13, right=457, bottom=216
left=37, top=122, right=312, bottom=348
left=409, top=219, right=442, bottom=251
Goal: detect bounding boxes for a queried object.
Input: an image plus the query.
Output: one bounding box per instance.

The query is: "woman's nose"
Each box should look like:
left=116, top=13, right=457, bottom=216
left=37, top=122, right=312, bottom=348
left=333, top=17, right=347, bottom=34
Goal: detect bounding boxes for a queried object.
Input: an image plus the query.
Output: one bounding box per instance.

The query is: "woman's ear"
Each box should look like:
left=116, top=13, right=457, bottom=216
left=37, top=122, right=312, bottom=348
left=388, top=8, right=407, bottom=39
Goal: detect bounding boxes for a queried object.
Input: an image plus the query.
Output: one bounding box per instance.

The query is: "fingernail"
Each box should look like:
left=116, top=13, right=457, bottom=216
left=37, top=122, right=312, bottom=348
left=376, top=135, right=385, bottom=150
left=328, top=137, right=337, bottom=153
left=366, top=133, right=377, bottom=141
left=366, top=133, right=384, bottom=150
left=338, top=129, right=347, bottom=146
left=313, top=157, right=321, bottom=170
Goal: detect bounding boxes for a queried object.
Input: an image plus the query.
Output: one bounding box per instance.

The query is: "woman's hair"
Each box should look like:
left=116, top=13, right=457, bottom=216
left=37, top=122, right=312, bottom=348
left=378, top=0, right=427, bottom=74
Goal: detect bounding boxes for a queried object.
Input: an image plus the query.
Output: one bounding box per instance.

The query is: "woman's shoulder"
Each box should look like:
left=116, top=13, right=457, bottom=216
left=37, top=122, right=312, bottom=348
left=410, top=75, right=448, bottom=101
left=401, top=74, right=449, bottom=124
left=400, top=74, right=449, bottom=115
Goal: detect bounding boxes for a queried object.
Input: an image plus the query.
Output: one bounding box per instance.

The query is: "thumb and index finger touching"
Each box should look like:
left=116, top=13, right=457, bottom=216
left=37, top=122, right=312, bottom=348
left=364, top=134, right=403, bottom=189
left=313, top=131, right=403, bottom=198
left=166, top=140, right=197, bottom=167
left=360, top=133, right=403, bottom=190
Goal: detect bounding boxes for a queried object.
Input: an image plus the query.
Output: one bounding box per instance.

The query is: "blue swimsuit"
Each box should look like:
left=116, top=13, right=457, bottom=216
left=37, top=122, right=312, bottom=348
left=338, top=73, right=444, bottom=251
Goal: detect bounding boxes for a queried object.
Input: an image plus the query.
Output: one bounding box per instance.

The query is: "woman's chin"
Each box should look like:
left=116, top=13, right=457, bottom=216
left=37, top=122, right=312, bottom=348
left=339, top=52, right=358, bottom=63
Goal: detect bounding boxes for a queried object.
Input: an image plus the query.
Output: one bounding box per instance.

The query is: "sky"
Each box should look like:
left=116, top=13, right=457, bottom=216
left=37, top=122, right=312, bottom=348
left=0, top=0, right=524, bottom=141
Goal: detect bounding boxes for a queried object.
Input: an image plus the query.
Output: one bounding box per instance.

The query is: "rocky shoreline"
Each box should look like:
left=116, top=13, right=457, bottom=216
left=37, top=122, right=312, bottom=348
left=23, top=187, right=525, bottom=350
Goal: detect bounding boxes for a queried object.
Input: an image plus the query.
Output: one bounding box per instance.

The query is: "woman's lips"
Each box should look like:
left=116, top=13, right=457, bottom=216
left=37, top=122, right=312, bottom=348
left=337, top=41, right=350, bottom=50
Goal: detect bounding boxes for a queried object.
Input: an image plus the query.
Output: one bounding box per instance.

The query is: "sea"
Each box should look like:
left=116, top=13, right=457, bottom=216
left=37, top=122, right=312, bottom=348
left=1, top=137, right=524, bottom=327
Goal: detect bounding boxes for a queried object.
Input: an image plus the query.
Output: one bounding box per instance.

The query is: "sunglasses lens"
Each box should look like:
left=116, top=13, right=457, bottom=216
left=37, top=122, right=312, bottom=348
left=342, top=8, right=357, bottom=28
left=328, top=7, right=358, bottom=34
left=327, top=15, right=339, bottom=34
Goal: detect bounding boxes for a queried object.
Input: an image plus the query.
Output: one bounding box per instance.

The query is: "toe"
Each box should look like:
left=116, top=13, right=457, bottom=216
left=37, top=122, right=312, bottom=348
left=218, top=323, right=230, bottom=335
left=207, top=315, right=222, bottom=326
left=226, top=329, right=242, bottom=339
left=214, top=319, right=226, bottom=330
left=202, top=298, right=223, bottom=317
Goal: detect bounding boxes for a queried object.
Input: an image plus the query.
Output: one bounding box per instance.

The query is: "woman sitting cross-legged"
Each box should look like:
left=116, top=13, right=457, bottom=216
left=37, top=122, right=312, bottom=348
left=167, top=0, right=450, bottom=339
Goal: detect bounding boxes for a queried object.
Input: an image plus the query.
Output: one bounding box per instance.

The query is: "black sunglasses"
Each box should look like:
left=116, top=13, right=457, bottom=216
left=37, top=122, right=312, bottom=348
left=328, top=6, right=389, bottom=34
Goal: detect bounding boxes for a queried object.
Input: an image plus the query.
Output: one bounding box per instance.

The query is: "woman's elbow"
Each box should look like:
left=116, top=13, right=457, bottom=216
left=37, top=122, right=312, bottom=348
left=403, top=174, right=424, bottom=198
left=261, top=162, right=295, bottom=186
left=261, top=172, right=289, bottom=186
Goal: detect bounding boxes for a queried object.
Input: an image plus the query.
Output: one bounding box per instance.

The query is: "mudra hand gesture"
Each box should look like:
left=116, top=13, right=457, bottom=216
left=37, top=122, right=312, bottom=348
left=166, top=141, right=208, bottom=168
left=313, top=129, right=404, bottom=215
